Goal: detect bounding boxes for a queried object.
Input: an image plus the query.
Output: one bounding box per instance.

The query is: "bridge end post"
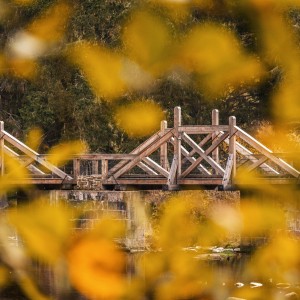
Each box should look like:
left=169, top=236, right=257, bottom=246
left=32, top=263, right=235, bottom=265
left=160, top=120, right=169, bottom=171
left=212, top=109, right=219, bottom=173
left=171, top=107, right=181, bottom=190
left=229, top=116, right=237, bottom=185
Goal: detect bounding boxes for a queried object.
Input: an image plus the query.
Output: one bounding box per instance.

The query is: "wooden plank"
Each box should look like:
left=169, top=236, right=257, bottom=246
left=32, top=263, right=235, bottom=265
left=142, top=157, right=169, bottom=177
left=236, top=126, right=300, bottom=178
left=101, top=159, right=108, bottom=177
left=182, top=133, right=213, bottom=165
left=160, top=120, right=169, bottom=170
left=221, top=132, right=279, bottom=174
left=73, top=159, right=80, bottom=180
left=92, top=160, right=99, bottom=175
left=247, top=156, right=268, bottom=172
left=0, top=122, right=4, bottom=176
left=4, top=145, right=46, bottom=175
left=229, top=116, right=236, bottom=178
left=74, top=154, right=137, bottom=160
left=107, top=130, right=168, bottom=175
left=222, top=154, right=233, bottom=188
left=212, top=109, right=219, bottom=167
left=179, top=125, right=229, bottom=134
left=167, top=157, right=178, bottom=185
left=170, top=137, right=211, bottom=175
left=3, top=130, right=72, bottom=180
left=137, top=162, right=158, bottom=175
left=181, top=133, right=226, bottom=177
left=174, top=106, right=182, bottom=177
left=107, top=130, right=174, bottom=181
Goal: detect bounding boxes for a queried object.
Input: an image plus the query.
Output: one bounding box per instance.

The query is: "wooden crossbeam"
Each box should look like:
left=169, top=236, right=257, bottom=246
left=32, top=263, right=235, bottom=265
left=178, top=125, right=229, bottom=134
left=222, top=133, right=279, bottom=175
left=142, top=157, right=169, bottom=177
left=106, top=130, right=170, bottom=177
left=137, top=162, right=158, bottom=176
left=247, top=156, right=268, bottom=172
left=236, top=126, right=300, bottom=178
left=2, top=130, right=72, bottom=180
left=170, top=137, right=211, bottom=175
left=182, top=133, right=213, bottom=164
left=107, top=130, right=174, bottom=181
left=4, top=145, right=45, bottom=175
left=181, top=133, right=227, bottom=177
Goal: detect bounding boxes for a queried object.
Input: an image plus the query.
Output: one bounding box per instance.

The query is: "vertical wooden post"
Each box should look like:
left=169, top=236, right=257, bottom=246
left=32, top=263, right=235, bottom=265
left=0, top=121, right=4, bottom=176
left=92, top=160, right=99, bottom=175
left=160, top=120, right=169, bottom=170
left=212, top=109, right=219, bottom=173
left=101, top=159, right=108, bottom=178
left=73, top=158, right=80, bottom=180
left=229, top=116, right=236, bottom=180
left=174, top=106, right=182, bottom=178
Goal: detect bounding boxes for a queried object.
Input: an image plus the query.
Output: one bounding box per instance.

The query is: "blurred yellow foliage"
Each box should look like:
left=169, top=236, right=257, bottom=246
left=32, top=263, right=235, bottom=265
left=27, top=1, right=72, bottom=43
left=122, top=11, right=172, bottom=75
left=25, top=128, right=43, bottom=151
left=68, top=42, right=126, bottom=99
left=67, top=237, right=126, bottom=299
left=115, top=101, right=165, bottom=137
left=47, top=140, right=87, bottom=167
left=179, top=24, right=264, bottom=96
left=8, top=58, right=37, bottom=79
left=8, top=200, right=73, bottom=264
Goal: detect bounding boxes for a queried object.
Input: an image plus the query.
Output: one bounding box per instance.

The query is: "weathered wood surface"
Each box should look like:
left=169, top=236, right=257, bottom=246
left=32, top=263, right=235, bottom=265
left=0, top=107, right=299, bottom=189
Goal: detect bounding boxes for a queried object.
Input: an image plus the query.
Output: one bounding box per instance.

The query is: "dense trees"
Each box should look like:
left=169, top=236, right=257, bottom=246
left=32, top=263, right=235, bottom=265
left=0, top=0, right=299, bottom=153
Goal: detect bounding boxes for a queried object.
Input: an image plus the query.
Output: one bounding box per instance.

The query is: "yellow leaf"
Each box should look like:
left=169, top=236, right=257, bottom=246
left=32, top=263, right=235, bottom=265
left=68, top=42, right=126, bottom=99
left=47, top=140, right=87, bottom=167
left=0, top=266, right=9, bottom=288
left=114, top=101, right=165, bottom=137
left=8, top=58, right=37, bottom=79
left=122, top=11, right=172, bottom=74
left=25, top=127, right=43, bottom=151
left=8, top=200, right=73, bottom=263
left=12, top=0, right=35, bottom=5
left=179, top=23, right=263, bottom=96
left=67, top=237, right=126, bottom=300
left=27, top=1, right=72, bottom=43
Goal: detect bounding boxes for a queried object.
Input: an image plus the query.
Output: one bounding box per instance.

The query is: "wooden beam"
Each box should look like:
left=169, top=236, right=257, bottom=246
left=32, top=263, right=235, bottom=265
left=92, top=160, right=99, bottom=175
left=178, top=125, right=229, bottom=134
left=181, top=133, right=226, bottom=177
left=137, top=162, right=158, bottom=175
left=167, top=157, right=178, bottom=186
left=170, top=137, right=211, bottom=175
left=221, top=131, right=279, bottom=174
left=182, top=133, right=213, bottom=164
left=142, top=157, right=169, bottom=177
left=4, top=145, right=46, bottom=175
left=73, top=159, right=80, bottom=180
left=107, top=130, right=174, bottom=181
left=236, top=126, right=300, bottom=178
left=229, top=116, right=237, bottom=179
left=212, top=109, right=219, bottom=168
left=0, top=121, right=4, bottom=176
left=247, top=156, right=268, bottom=172
left=107, top=130, right=169, bottom=176
left=3, top=130, right=72, bottom=180
left=74, top=154, right=137, bottom=160
left=101, top=159, right=108, bottom=178
left=160, top=120, right=169, bottom=170
left=174, top=106, right=182, bottom=177
left=222, top=154, right=233, bottom=189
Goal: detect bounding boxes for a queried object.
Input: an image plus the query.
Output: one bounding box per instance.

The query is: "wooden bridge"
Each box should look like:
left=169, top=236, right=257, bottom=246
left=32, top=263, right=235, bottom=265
left=1, top=107, right=299, bottom=190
